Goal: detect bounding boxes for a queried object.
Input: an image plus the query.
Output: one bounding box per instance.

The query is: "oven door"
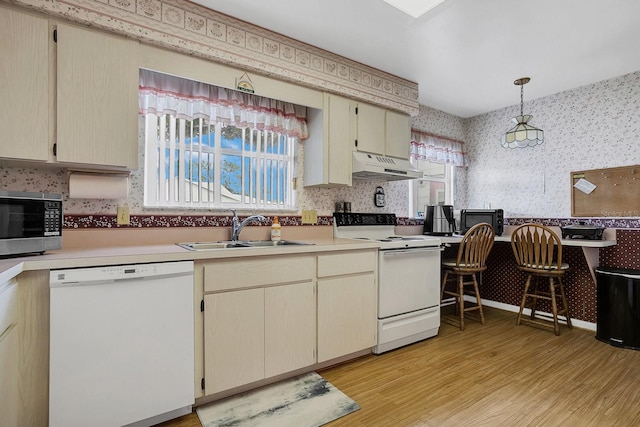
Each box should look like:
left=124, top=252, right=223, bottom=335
left=378, top=246, right=441, bottom=318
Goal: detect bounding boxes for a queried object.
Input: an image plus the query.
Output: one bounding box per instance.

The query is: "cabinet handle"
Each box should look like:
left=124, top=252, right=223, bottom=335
left=52, top=143, right=57, bottom=156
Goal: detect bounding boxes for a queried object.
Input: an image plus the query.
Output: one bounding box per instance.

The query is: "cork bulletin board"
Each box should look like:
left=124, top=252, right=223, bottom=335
left=571, top=165, right=640, bottom=217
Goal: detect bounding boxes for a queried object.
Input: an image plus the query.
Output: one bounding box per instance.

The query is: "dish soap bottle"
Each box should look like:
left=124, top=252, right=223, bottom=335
left=271, top=216, right=281, bottom=241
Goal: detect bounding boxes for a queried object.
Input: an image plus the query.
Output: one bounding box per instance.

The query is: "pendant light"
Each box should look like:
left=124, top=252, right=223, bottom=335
left=501, top=77, right=544, bottom=148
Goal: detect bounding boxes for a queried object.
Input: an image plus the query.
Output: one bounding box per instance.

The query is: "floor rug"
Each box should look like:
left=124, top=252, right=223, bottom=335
left=196, top=372, right=360, bottom=427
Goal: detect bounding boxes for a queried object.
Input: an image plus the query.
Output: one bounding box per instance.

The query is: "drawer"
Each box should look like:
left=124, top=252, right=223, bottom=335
left=317, top=250, right=377, bottom=278
left=204, top=255, right=315, bottom=292
left=0, top=281, right=18, bottom=336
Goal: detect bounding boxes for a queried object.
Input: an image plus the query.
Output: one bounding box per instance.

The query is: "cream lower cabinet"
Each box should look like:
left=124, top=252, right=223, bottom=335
left=0, top=280, right=18, bottom=427
left=202, top=255, right=316, bottom=395
left=317, top=250, right=377, bottom=362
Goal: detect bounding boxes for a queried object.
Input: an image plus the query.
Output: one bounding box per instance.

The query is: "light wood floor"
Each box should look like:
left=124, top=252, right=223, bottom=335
left=159, top=307, right=640, bottom=426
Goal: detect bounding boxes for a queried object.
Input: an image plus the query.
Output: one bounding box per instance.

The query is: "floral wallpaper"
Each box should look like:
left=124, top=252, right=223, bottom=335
left=462, top=71, right=640, bottom=219
left=2, top=0, right=639, bottom=227
left=3, top=71, right=638, bottom=226
left=0, top=116, right=413, bottom=219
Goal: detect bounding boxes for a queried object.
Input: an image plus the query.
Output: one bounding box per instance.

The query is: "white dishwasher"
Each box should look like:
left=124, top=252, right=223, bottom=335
left=49, top=261, right=195, bottom=427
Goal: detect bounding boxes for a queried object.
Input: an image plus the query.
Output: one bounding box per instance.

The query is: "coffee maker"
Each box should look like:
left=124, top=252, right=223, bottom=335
left=424, top=205, right=455, bottom=236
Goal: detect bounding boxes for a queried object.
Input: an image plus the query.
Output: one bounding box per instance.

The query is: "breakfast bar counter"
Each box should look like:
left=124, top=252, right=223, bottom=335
left=440, top=227, right=617, bottom=284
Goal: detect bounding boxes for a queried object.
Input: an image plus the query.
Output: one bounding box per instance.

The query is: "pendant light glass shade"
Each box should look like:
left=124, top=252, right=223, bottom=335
left=501, top=115, right=544, bottom=148
left=502, top=78, right=544, bottom=148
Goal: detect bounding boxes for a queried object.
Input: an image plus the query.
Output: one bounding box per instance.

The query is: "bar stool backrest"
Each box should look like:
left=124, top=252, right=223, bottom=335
left=511, top=223, right=564, bottom=274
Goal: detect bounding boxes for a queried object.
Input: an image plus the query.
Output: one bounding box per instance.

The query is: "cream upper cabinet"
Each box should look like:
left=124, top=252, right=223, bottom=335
left=385, top=110, right=411, bottom=159
left=304, top=93, right=355, bottom=187
left=0, top=7, right=49, bottom=162
left=355, top=103, right=386, bottom=155
left=56, top=23, right=139, bottom=170
left=356, top=103, right=411, bottom=160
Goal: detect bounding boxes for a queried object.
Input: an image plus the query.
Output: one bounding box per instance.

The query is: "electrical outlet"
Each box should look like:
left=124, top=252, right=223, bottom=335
left=117, top=206, right=130, bottom=225
left=301, top=209, right=317, bottom=224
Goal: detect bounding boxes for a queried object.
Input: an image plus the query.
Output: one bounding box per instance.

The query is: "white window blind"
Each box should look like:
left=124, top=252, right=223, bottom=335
left=144, top=114, right=295, bottom=210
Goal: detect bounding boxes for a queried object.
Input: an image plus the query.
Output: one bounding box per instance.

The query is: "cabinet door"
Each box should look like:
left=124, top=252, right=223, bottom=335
left=265, top=282, right=316, bottom=378
left=385, top=110, right=411, bottom=159
left=303, top=93, right=353, bottom=187
left=0, top=281, right=18, bottom=427
left=317, top=272, right=377, bottom=362
left=327, top=94, right=355, bottom=185
left=356, top=103, right=385, bottom=155
left=0, top=326, right=18, bottom=427
left=56, top=23, right=139, bottom=169
left=0, top=7, right=49, bottom=162
left=204, top=289, right=264, bottom=394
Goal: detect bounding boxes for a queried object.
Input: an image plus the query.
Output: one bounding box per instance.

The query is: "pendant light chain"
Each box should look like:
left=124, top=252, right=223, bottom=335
left=520, top=83, right=524, bottom=116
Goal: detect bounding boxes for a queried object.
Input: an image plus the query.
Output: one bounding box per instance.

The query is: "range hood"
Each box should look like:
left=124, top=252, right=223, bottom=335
left=352, top=152, right=422, bottom=181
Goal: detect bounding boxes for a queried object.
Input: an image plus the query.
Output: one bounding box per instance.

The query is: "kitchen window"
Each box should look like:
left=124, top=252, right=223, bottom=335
left=411, top=160, right=454, bottom=218
left=409, top=130, right=465, bottom=218
left=139, top=69, right=306, bottom=211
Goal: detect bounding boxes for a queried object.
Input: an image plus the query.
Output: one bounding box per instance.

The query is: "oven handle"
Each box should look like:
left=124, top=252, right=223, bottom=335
left=381, top=246, right=443, bottom=256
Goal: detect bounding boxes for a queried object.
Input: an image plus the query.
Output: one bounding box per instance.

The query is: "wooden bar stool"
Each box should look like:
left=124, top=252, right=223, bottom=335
left=441, top=223, right=495, bottom=331
left=510, top=223, right=573, bottom=335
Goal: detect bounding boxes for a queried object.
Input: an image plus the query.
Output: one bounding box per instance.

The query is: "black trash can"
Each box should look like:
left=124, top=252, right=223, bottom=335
left=595, top=267, right=640, bottom=350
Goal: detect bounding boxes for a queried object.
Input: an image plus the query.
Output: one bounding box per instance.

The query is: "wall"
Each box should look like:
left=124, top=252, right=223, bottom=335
left=0, top=102, right=465, bottom=218
left=455, top=71, right=640, bottom=326
left=461, top=71, right=640, bottom=217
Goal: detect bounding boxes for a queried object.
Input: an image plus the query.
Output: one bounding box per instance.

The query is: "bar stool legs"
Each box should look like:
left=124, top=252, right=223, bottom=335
left=516, top=274, right=572, bottom=336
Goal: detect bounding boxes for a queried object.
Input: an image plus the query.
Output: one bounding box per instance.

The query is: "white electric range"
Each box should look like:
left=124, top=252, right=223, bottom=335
left=333, top=213, right=442, bottom=353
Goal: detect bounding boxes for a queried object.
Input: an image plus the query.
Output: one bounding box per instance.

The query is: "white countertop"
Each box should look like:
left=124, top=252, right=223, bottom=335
left=0, top=238, right=380, bottom=284
left=439, top=234, right=617, bottom=248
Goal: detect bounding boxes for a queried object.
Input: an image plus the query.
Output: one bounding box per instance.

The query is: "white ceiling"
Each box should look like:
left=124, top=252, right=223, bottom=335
left=190, top=0, right=640, bottom=118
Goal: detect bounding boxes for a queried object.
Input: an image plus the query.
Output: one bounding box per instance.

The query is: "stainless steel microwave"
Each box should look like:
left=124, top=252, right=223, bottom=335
left=0, top=191, right=62, bottom=256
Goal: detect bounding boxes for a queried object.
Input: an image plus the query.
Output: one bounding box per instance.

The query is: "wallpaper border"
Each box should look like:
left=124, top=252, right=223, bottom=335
left=63, top=215, right=640, bottom=229
left=11, top=0, right=419, bottom=115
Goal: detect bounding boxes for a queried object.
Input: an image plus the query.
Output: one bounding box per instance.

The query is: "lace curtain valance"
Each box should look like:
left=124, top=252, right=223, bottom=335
left=138, top=69, right=308, bottom=140
left=410, top=130, right=467, bottom=167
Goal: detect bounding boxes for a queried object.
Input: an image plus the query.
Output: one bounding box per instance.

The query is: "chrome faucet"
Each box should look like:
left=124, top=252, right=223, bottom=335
left=230, top=209, right=267, bottom=242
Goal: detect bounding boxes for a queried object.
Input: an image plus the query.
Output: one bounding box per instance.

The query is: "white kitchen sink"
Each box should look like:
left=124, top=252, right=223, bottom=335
left=177, top=240, right=314, bottom=250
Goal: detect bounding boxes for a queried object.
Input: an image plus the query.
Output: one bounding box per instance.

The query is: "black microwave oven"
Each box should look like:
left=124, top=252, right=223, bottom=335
left=0, top=190, right=63, bottom=256
left=459, top=209, right=504, bottom=236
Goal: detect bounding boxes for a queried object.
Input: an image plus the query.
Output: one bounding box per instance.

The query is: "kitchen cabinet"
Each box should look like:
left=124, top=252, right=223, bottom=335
left=355, top=103, right=386, bottom=156
left=304, top=93, right=355, bottom=187
left=56, top=23, right=139, bottom=170
left=356, top=103, right=411, bottom=160
left=202, top=255, right=316, bottom=394
left=385, top=110, right=412, bottom=159
left=0, top=7, right=49, bottom=162
left=317, top=250, right=377, bottom=362
left=0, top=279, right=18, bottom=427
